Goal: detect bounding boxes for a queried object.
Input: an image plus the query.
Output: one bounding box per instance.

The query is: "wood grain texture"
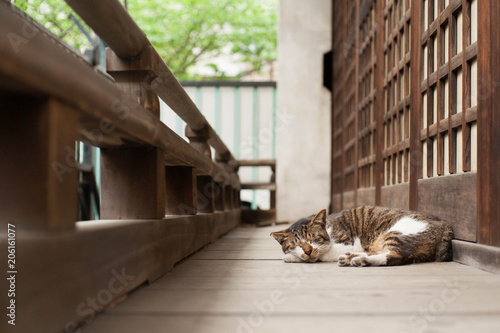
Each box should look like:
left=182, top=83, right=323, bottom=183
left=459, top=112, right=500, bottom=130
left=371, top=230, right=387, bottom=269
left=477, top=0, right=500, bottom=247
left=165, top=166, right=197, bottom=215
left=380, top=183, right=410, bottom=210
left=409, top=0, right=422, bottom=210
left=418, top=172, right=477, bottom=242
left=453, top=239, right=500, bottom=274
left=0, top=96, right=78, bottom=229
left=100, top=148, right=166, bottom=219
left=7, top=211, right=240, bottom=333
left=77, top=225, right=500, bottom=333
left=197, top=176, right=215, bottom=213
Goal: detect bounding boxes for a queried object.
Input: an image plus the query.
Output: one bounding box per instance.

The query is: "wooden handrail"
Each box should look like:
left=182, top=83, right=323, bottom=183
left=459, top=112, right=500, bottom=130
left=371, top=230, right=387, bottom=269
left=0, top=3, right=238, bottom=188
left=63, top=0, right=236, bottom=167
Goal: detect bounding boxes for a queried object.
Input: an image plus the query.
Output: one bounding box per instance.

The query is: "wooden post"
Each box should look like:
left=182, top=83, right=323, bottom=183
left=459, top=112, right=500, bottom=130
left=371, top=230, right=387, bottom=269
left=224, top=185, right=233, bottom=209
left=186, top=120, right=216, bottom=213
left=197, top=176, right=215, bottom=213
left=101, top=46, right=166, bottom=219
left=165, top=166, right=197, bottom=215
left=0, top=96, right=78, bottom=229
left=477, top=0, right=500, bottom=246
left=409, top=0, right=422, bottom=211
left=214, top=182, right=225, bottom=211
left=185, top=125, right=211, bottom=159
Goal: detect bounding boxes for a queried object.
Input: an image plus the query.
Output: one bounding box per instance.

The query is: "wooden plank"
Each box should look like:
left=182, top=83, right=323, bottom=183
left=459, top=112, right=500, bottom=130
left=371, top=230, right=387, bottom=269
left=0, top=96, right=78, bottom=229
left=355, top=187, right=376, bottom=206
left=417, top=172, right=477, bottom=241
left=80, top=314, right=500, bottom=333
left=477, top=0, right=500, bottom=247
left=165, top=166, right=197, bottom=215
left=453, top=239, right=500, bottom=274
left=380, top=183, right=410, bottom=210
left=9, top=211, right=240, bottom=333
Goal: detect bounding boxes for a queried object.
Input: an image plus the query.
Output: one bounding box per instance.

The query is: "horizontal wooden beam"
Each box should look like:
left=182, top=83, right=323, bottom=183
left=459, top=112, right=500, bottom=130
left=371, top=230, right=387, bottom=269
left=0, top=4, right=239, bottom=188
left=241, top=183, right=277, bottom=191
left=181, top=81, right=276, bottom=87
left=238, top=159, right=276, bottom=168
left=8, top=210, right=240, bottom=333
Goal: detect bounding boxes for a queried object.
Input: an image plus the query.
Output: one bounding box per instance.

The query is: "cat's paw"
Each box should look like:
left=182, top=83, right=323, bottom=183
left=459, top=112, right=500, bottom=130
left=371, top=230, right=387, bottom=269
left=283, top=253, right=302, bottom=263
left=339, top=252, right=369, bottom=267
left=338, top=254, right=350, bottom=267
left=350, top=255, right=369, bottom=267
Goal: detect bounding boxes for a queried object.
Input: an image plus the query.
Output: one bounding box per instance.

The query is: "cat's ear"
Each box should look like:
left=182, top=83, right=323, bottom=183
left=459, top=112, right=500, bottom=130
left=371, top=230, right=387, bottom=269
left=270, top=230, right=288, bottom=244
left=309, top=209, right=327, bottom=226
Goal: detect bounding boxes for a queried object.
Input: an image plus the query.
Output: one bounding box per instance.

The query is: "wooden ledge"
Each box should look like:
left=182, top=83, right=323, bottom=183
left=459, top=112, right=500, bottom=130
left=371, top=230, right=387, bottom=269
left=453, top=240, right=500, bottom=274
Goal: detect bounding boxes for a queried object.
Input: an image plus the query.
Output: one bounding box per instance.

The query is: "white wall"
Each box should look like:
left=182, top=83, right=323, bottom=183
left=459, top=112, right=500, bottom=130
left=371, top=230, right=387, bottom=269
left=277, top=0, right=332, bottom=222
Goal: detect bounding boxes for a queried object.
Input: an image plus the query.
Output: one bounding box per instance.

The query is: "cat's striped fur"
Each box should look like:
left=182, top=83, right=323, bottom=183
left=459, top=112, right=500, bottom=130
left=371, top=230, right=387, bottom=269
left=271, top=205, right=454, bottom=266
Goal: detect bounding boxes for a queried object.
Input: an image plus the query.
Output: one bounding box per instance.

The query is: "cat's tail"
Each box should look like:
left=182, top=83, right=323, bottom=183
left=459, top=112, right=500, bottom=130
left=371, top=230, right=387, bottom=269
left=436, top=222, right=454, bottom=261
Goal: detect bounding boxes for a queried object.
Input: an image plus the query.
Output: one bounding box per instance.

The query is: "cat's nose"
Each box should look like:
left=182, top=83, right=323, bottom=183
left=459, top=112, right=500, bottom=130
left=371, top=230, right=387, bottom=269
left=302, top=244, right=312, bottom=256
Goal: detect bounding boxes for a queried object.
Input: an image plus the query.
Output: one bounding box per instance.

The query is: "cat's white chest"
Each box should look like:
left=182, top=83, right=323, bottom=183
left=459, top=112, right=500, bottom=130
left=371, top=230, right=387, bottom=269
left=320, top=237, right=364, bottom=262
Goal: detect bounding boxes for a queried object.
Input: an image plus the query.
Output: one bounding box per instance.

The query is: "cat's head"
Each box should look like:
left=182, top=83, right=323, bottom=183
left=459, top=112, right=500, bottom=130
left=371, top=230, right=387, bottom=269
left=270, top=209, right=330, bottom=263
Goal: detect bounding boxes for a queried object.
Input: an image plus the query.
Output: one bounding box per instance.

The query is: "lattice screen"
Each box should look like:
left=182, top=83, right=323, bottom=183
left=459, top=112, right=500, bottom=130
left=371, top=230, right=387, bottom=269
left=383, top=0, right=412, bottom=185
left=357, top=1, right=377, bottom=188
left=420, top=0, right=478, bottom=179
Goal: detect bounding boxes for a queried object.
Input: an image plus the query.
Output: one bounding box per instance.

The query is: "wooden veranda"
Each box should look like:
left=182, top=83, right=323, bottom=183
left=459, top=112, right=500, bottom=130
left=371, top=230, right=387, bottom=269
left=82, top=226, right=500, bottom=333
left=1, top=0, right=500, bottom=333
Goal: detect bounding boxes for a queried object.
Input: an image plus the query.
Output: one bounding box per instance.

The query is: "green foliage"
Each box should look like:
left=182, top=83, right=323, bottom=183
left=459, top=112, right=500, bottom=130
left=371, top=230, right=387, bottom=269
left=128, top=0, right=277, bottom=80
left=13, top=0, right=278, bottom=80
left=12, top=0, right=93, bottom=52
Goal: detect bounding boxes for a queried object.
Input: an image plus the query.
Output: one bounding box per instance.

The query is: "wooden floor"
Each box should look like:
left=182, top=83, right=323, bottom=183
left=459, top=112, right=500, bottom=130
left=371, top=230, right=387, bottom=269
left=81, top=225, right=500, bottom=333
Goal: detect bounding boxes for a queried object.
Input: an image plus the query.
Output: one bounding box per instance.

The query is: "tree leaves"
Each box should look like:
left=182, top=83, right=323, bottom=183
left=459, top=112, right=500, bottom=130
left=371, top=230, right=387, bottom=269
left=13, top=0, right=278, bottom=80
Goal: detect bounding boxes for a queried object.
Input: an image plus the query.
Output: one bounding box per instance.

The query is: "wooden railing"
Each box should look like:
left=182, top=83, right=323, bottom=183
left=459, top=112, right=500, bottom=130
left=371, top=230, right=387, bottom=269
left=0, top=1, right=241, bottom=332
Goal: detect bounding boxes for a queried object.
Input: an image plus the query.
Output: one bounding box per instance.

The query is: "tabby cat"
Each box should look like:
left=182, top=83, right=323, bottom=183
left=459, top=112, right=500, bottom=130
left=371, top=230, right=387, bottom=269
left=271, top=205, right=453, bottom=266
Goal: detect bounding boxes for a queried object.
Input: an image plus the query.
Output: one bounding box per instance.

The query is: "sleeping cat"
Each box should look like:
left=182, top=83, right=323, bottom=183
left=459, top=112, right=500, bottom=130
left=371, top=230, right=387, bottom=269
left=271, top=205, right=453, bottom=266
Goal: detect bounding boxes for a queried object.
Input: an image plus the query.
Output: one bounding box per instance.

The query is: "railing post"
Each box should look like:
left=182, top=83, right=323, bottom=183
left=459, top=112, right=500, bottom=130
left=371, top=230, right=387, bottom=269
left=196, top=175, right=215, bottom=213
left=185, top=125, right=216, bottom=213
left=0, top=97, right=78, bottom=229
left=185, top=125, right=211, bottom=159
left=101, top=46, right=166, bottom=219
left=164, top=166, right=197, bottom=215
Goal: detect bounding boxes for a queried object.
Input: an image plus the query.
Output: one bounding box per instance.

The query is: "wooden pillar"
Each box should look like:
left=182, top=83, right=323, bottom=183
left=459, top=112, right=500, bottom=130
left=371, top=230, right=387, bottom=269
left=214, top=182, right=225, bottom=211
left=224, top=185, right=233, bottom=209
left=409, top=0, right=423, bottom=211
left=101, top=46, right=166, bottom=219
left=165, top=166, right=197, bottom=215
left=477, top=0, right=500, bottom=246
left=0, top=96, right=78, bottom=229
left=270, top=165, right=276, bottom=209
left=197, top=175, right=215, bottom=213
left=186, top=121, right=215, bottom=213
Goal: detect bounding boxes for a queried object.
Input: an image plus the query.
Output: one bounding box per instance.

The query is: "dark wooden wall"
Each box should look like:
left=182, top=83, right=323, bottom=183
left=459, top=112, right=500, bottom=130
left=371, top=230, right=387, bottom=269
left=331, top=0, right=500, bottom=248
